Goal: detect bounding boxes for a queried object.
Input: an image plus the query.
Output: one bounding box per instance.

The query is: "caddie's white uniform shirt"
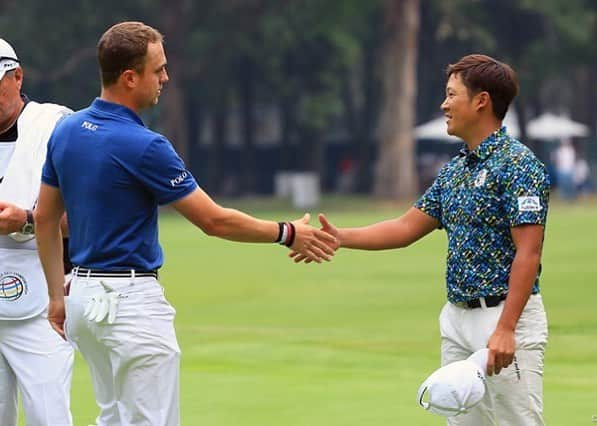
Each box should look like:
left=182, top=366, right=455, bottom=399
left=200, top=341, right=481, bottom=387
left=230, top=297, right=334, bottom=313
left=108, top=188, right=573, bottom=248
left=0, top=101, right=71, bottom=320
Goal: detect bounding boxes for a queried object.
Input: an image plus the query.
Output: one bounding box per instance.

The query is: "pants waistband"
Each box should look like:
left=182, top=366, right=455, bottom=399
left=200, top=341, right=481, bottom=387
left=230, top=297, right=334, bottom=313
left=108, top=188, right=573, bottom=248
left=452, top=293, right=507, bottom=309
left=73, top=266, right=158, bottom=279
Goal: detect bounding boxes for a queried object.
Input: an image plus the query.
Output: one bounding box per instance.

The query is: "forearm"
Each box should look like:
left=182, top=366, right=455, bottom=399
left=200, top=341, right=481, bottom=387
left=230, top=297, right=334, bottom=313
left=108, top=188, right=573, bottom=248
left=173, top=189, right=279, bottom=243
left=36, top=221, right=65, bottom=299
left=339, top=220, right=413, bottom=250
left=497, top=252, right=541, bottom=331
left=202, top=207, right=278, bottom=243
left=338, top=208, right=438, bottom=250
left=173, top=189, right=335, bottom=264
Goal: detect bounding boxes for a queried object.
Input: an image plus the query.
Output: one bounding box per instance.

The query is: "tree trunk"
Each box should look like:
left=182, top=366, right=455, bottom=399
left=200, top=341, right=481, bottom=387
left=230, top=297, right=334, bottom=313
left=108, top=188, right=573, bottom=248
left=279, top=95, right=297, bottom=170
left=374, top=0, right=420, bottom=199
left=587, top=22, right=597, bottom=137
left=159, top=0, right=189, bottom=163
left=238, top=55, right=257, bottom=194
left=356, top=38, right=379, bottom=193
left=209, top=100, right=228, bottom=195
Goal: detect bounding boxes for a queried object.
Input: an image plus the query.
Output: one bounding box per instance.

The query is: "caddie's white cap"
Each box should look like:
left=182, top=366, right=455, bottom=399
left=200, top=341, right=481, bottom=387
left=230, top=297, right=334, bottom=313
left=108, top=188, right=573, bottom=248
left=417, top=349, right=489, bottom=417
left=0, top=38, right=20, bottom=80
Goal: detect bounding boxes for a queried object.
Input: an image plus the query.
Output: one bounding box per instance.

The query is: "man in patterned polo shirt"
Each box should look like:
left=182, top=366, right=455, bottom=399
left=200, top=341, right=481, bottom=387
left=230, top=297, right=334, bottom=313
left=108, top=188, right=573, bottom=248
left=291, top=54, right=549, bottom=425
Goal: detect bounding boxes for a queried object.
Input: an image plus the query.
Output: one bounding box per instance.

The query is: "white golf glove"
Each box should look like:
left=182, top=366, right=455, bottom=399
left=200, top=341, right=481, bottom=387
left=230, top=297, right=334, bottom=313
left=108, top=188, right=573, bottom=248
left=83, top=281, right=121, bottom=324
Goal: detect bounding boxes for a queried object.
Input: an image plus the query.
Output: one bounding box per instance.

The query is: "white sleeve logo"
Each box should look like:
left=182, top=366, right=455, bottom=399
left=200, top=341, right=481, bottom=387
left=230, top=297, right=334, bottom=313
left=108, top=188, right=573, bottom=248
left=518, top=196, right=542, bottom=212
left=170, top=171, right=188, bottom=187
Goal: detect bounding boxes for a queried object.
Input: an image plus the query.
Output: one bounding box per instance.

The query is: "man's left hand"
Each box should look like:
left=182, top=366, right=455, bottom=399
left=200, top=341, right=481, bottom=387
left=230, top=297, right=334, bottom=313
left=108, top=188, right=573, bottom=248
left=0, top=201, right=27, bottom=234
left=486, top=326, right=516, bottom=376
left=48, top=297, right=66, bottom=340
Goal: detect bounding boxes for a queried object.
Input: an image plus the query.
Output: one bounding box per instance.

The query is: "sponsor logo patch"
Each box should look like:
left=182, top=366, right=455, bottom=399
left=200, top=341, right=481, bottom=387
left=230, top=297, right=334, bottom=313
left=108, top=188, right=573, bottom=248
left=0, top=272, right=28, bottom=301
left=474, top=169, right=488, bottom=187
left=518, top=196, right=542, bottom=212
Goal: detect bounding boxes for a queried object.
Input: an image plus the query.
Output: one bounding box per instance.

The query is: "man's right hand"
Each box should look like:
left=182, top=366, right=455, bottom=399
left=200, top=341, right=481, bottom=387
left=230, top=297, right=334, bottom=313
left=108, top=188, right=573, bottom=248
left=290, top=214, right=340, bottom=263
left=288, top=213, right=337, bottom=263
left=48, top=297, right=66, bottom=340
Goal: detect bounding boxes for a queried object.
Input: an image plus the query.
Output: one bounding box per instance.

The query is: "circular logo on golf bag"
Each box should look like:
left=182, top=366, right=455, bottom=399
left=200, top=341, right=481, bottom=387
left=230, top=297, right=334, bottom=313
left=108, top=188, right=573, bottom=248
left=0, top=272, right=28, bottom=301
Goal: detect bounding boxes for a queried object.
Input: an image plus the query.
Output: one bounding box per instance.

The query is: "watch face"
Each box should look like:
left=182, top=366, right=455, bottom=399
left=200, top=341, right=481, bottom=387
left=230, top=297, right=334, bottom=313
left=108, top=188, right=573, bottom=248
left=22, top=223, right=34, bottom=235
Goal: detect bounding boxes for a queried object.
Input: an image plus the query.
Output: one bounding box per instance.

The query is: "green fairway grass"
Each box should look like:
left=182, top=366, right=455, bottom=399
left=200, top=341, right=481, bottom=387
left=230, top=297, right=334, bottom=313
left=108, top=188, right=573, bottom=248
left=23, top=196, right=597, bottom=425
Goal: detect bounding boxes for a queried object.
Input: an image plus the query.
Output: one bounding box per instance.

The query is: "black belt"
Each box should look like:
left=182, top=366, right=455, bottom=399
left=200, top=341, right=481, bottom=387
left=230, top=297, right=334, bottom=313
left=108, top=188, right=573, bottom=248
left=456, top=293, right=507, bottom=309
left=73, top=267, right=158, bottom=279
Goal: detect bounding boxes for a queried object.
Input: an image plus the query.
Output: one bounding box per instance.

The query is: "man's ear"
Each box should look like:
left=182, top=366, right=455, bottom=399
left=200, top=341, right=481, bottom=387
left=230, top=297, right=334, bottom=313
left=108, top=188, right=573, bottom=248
left=13, top=67, right=24, bottom=90
left=120, top=69, right=138, bottom=89
left=474, top=91, right=491, bottom=111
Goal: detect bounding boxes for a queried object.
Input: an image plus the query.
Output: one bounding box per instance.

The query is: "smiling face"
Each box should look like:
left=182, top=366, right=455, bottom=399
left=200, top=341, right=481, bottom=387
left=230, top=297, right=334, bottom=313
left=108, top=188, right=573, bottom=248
left=440, top=73, right=482, bottom=140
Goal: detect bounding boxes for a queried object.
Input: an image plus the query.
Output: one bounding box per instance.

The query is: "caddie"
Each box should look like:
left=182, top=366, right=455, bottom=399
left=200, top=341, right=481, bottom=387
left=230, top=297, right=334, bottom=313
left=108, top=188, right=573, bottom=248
left=0, top=38, right=74, bottom=426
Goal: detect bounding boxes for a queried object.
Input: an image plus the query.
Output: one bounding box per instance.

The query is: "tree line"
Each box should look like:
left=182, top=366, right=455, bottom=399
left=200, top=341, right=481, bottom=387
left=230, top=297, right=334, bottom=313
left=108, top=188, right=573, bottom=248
left=2, top=0, right=595, bottom=197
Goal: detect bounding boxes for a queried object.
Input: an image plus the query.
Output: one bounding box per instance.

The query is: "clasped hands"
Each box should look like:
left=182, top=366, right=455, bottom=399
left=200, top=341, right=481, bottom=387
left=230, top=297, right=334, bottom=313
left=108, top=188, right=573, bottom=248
left=290, top=214, right=339, bottom=264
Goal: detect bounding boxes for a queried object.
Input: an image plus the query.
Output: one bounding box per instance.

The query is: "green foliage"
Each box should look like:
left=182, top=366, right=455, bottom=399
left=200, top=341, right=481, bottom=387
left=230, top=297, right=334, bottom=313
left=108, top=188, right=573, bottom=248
left=3, top=0, right=594, bottom=129
left=2, top=0, right=595, bottom=189
left=0, top=0, right=161, bottom=107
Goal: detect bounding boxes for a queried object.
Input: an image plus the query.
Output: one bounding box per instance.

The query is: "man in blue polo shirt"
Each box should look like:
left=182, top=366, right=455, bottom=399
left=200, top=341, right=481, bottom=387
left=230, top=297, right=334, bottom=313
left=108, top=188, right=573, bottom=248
left=34, top=21, right=335, bottom=426
left=293, top=55, right=549, bottom=425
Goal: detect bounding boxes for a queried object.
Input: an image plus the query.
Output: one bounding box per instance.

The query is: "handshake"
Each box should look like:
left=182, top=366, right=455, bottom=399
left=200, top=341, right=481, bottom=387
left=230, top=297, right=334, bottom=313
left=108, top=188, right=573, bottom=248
left=289, top=213, right=339, bottom=264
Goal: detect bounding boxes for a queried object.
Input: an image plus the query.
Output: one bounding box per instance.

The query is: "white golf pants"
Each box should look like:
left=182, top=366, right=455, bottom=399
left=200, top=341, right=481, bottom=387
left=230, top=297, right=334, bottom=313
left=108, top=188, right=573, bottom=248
left=65, top=275, right=180, bottom=426
left=440, top=294, right=548, bottom=426
left=0, top=311, right=74, bottom=426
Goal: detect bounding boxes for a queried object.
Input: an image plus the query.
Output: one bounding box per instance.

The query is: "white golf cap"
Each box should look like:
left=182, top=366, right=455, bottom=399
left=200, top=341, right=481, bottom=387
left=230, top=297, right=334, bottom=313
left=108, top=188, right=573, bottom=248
left=0, top=38, right=20, bottom=80
left=417, top=349, right=489, bottom=417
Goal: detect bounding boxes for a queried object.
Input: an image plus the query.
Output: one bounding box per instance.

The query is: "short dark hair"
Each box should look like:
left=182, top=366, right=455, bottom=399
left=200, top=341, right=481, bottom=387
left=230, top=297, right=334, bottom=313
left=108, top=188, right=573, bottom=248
left=446, top=54, right=518, bottom=120
left=97, top=21, right=163, bottom=87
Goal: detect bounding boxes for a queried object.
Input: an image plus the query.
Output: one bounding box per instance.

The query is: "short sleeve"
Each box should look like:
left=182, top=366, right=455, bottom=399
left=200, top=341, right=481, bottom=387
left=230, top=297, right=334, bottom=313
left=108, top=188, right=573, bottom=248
left=138, top=136, right=198, bottom=205
left=414, top=168, right=445, bottom=224
left=41, top=133, right=59, bottom=187
left=502, top=153, right=550, bottom=227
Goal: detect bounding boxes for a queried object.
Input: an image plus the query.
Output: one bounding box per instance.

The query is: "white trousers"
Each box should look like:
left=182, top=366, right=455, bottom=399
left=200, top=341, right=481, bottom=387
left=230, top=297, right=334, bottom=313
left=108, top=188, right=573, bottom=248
left=440, top=294, right=548, bottom=426
left=0, top=311, right=74, bottom=426
left=65, top=275, right=180, bottom=426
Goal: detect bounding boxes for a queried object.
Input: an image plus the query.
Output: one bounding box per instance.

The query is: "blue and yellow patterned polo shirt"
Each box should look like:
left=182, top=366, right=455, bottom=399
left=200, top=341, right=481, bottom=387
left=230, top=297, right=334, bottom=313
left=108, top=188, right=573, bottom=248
left=415, top=127, right=550, bottom=303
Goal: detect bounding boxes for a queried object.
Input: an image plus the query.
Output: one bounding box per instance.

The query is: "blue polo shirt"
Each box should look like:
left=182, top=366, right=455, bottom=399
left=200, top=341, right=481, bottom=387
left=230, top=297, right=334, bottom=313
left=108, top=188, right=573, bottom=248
left=415, top=127, right=550, bottom=303
left=42, top=98, right=197, bottom=270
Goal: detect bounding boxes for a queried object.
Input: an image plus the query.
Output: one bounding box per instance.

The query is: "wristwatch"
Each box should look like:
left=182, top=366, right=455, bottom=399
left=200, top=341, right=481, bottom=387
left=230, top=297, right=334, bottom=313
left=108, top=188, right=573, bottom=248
left=21, top=209, right=34, bottom=235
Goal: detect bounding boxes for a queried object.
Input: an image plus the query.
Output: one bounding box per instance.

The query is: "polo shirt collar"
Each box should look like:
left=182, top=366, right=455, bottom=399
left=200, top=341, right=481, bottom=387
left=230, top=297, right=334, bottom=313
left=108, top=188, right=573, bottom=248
left=91, top=98, right=145, bottom=126
left=459, top=126, right=508, bottom=162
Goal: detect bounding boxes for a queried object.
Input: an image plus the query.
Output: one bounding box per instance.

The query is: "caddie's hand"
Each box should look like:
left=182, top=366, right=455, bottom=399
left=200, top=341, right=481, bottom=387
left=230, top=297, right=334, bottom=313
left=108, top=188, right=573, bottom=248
left=0, top=201, right=27, bottom=234
left=486, top=326, right=516, bottom=376
left=290, top=213, right=340, bottom=263
left=289, top=213, right=336, bottom=263
left=48, top=297, right=67, bottom=340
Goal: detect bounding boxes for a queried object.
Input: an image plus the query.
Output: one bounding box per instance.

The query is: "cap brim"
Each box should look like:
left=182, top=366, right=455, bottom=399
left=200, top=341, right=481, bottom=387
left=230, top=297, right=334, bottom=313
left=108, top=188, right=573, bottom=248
left=0, top=60, right=19, bottom=80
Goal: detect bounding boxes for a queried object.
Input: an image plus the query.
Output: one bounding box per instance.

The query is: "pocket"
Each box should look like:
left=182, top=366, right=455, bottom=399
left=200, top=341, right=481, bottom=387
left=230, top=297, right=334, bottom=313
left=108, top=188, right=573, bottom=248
left=63, top=295, right=87, bottom=346
left=63, top=296, right=78, bottom=349
left=438, top=302, right=451, bottom=338
left=144, top=291, right=176, bottom=319
left=515, top=297, right=548, bottom=348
